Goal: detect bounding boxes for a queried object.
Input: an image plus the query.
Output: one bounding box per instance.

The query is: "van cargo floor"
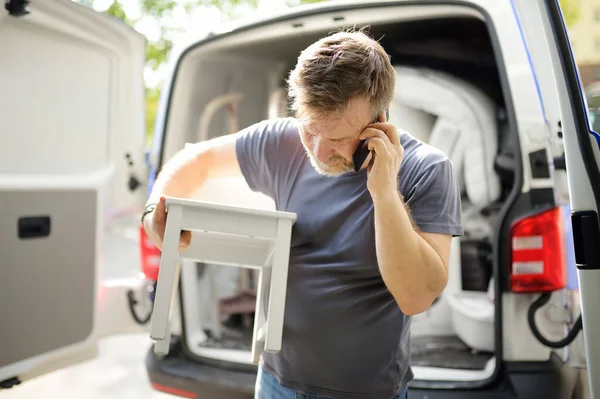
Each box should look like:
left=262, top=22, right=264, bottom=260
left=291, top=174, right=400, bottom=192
left=198, top=322, right=493, bottom=371
left=410, top=335, right=493, bottom=370
left=199, top=324, right=254, bottom=352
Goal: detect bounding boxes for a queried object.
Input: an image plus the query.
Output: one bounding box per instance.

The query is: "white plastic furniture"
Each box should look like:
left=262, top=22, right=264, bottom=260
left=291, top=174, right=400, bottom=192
left=149, top=196, right=297, bottom=364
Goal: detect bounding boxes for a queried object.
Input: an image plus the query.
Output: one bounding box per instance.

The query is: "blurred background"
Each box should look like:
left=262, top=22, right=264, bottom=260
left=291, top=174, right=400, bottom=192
left=567, top=0, right=600, bottom=126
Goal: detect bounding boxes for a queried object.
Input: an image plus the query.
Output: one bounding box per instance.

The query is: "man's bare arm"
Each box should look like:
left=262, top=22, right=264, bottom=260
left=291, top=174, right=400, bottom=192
left=146, top=133, right=243, bottom=205
left=144, top=133, right=244, bottom=249
left=373, top=192, right=451, bottom=316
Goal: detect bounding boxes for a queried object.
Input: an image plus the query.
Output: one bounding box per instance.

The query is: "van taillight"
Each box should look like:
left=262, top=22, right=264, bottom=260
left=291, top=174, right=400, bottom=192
left=510, top=206, right=566, bottom=293
left=140, top=226, right=160, bottom=281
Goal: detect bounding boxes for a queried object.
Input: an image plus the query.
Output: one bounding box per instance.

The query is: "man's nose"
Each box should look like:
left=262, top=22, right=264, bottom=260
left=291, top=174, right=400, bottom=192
left=313, top=137, right=335, bottom=162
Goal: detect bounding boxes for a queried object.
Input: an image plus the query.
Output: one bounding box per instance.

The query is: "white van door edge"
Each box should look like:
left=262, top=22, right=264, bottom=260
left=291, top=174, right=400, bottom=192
left=511, top=0, right=600, bottom=395
left=0, top=0, right=146, bottom=389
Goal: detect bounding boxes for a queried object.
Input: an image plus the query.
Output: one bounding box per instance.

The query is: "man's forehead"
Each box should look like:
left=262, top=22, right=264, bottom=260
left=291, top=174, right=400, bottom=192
left=300, top=110, right=366, bottom=138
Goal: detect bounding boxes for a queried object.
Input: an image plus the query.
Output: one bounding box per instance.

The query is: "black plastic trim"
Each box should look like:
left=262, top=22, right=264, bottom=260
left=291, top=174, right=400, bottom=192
left=529, top=187, right=555, bottom=206
left=529, top=149, right=551, bottom=178
left=572, top=211, right=600, bottom=270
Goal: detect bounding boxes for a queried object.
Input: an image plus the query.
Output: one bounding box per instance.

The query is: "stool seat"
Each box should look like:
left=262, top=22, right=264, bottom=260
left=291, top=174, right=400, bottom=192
left=149, top=196, right=297, bottom=364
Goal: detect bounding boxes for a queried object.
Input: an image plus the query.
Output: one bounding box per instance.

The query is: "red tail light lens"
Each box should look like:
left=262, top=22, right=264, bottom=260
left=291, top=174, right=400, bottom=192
left=151, top=383, right=197, bottom=398
left=140, top=226, right=161, bottom=281
left=510, top=206, right=566, bottom=293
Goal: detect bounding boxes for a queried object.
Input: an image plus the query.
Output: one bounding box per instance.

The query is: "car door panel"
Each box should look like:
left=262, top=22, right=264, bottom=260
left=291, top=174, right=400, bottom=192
left=0, top=185, right=99, bottom=383
left=0, top=0, right=146, bottom=387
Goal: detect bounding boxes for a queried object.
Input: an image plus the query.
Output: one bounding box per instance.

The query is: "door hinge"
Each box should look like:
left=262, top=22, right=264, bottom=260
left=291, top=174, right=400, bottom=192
left=0, top=376, right=21, bottom=389
left=572, top=211, right=600, bottom=270
left=5, top=0, right=30, bottom=17
left=125, top=152, right=142, bottom=192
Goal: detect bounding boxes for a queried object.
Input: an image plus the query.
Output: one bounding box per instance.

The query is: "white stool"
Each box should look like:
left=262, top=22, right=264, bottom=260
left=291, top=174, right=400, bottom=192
left=149, top=196, right=297, bottom=364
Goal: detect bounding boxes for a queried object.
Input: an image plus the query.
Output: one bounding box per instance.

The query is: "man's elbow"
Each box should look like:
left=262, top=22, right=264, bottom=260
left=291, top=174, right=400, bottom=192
left=396, top=296, right=437, bottom=316
left=395, top=281, right=448, bottom=316
left=427, top=270, right=449, bottom=297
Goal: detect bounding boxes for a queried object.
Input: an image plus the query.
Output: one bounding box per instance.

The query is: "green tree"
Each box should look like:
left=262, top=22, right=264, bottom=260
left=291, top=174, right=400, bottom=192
left=559, top=0, right=581, bottom=27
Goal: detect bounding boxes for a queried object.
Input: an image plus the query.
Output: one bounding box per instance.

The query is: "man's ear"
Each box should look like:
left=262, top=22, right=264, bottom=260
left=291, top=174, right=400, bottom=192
left=378, top=110, right=387, bottom=123
left=372, top=107, right=389, bottom=123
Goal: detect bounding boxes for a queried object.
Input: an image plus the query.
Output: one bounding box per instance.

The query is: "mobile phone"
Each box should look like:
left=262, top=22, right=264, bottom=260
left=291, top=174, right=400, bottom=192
left=352, top=107, right=389, bottom=172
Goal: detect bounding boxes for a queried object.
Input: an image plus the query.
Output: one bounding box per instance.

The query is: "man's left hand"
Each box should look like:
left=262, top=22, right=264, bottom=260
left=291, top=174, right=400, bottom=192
left=358, top=111, right=404, bottom=200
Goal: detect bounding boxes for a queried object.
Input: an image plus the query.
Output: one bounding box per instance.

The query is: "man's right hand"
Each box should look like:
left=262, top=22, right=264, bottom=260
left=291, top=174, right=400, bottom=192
left=144, top=196, right=192, bottom=251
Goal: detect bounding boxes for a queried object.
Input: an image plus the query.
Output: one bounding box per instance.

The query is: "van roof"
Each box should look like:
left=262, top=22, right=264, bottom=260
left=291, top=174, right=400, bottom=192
left=174, top=0, right=404, bottom=51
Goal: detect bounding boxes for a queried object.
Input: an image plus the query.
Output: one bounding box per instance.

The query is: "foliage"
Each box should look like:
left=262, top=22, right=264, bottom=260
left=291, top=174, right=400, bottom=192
left=145, top=87, right=161, bottom=143
left=558, top=0, right=581, bottom=27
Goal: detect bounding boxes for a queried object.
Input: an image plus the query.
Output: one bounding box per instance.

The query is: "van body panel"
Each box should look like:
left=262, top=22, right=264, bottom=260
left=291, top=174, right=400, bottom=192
left=0, top=0, right=146, bottom=388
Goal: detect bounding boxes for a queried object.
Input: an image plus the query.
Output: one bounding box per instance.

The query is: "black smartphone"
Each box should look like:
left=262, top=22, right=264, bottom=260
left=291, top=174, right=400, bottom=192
left=352, top=107, right=389, bottom=172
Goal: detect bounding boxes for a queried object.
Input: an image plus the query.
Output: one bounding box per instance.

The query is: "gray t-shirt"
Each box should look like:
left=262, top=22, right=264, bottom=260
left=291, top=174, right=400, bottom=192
left=235, top=117, right=463, bottom=399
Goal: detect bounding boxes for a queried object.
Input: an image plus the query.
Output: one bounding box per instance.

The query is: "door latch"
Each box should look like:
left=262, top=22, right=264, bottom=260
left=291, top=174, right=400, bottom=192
left=572, top=211, right=600, bottom=270
left=18, top=216, right=50, bottom=239
left=5, top=0, right=30, bottom=17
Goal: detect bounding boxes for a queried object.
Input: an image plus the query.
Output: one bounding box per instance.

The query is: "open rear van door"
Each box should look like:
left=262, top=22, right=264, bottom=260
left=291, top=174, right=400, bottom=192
left=511, top=0, right=600, bottom=395
left=0, top=0, right=146, bottom=389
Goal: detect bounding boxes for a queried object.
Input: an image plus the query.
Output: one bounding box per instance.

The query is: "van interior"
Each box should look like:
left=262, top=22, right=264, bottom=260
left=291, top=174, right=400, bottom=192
left=157, top=3, right=569, bottom=386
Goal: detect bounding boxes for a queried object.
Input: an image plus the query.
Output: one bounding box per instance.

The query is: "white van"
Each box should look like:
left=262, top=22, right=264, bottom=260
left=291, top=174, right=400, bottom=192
left=2, top=0, right=599, bottom=398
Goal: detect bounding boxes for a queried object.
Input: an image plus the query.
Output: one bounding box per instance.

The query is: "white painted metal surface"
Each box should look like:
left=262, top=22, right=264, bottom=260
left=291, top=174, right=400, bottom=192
left=150, top=197, right=296, bottom=363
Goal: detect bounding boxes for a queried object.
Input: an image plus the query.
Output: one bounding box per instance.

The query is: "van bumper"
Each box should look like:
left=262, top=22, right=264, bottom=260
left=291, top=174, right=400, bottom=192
left=145, top=336, right=256, bottom=399
left=146, top=337, right=579, bottom=399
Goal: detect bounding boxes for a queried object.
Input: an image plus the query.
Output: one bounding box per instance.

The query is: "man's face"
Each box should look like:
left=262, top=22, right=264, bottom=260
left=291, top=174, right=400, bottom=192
left=298, top=97, right=374, bottom=177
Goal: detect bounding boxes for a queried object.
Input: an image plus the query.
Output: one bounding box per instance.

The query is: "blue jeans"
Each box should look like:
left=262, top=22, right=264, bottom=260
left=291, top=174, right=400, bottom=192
left=254, top=367, right=408, bottom=399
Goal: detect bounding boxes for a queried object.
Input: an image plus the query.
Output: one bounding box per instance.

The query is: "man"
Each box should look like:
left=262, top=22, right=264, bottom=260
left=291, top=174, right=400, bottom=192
left=142, top=30, right=463, bottom=399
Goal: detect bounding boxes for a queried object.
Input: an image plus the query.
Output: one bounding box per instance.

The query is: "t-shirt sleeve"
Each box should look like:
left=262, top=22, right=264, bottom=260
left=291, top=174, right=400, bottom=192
left=403, top=158, right=464, bottom=237
left=235, top=118, right=287, bottom=199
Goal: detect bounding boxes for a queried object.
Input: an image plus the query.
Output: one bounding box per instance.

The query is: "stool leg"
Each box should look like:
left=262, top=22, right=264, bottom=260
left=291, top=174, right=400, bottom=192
left=251, top=265, right=270, bottom=364
left=150, top=204, right=183, bottom=355
left=264, top=219, right=293, bottom=352
left=208, top=264, right=222, bottom=339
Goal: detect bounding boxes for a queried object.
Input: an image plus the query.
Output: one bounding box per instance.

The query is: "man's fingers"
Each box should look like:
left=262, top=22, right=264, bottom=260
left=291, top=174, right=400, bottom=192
left=367, top=138, right=388, bottom=156
left=148, top=196, right=192, bottom=250
left=367, top=122, right=400, bottom=145
left=152, top=196, right=168, bottom=236
left=359, top=128, right=391, bottom=146
left=179, top=230, right=192, bottom=250
left=154, top=196, right=167, bottom=220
